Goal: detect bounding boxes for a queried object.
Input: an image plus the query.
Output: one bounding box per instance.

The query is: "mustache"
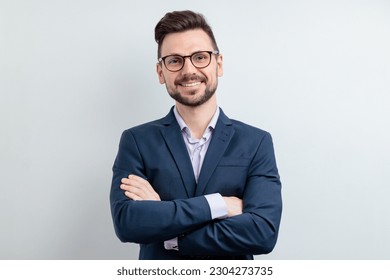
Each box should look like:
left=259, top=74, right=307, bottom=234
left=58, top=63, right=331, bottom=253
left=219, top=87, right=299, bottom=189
left=175, top=74, right=207, bottom=85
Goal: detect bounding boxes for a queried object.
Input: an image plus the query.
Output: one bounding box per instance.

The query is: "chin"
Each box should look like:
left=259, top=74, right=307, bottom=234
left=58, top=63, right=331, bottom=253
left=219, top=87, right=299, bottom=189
left=168, top=84, right=217, bottom=107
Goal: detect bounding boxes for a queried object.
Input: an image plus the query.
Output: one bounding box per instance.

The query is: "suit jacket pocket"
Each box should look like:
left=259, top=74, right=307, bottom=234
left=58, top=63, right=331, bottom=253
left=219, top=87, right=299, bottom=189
left=218, top=157, right=251, bottom=167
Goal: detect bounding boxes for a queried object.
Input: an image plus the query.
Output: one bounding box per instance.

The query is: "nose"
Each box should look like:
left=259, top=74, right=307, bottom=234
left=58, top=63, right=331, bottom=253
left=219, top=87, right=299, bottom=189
left=181, top=56, right=197, bottom=75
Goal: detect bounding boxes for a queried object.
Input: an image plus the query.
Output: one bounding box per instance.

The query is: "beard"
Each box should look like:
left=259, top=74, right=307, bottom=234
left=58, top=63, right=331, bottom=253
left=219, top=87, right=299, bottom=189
left=166, top=73, right=218, bottom=107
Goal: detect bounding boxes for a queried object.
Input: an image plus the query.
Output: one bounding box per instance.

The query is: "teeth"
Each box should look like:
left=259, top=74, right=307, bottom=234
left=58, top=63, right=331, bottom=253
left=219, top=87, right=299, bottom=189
left=181, top=82, right=201, bottom=87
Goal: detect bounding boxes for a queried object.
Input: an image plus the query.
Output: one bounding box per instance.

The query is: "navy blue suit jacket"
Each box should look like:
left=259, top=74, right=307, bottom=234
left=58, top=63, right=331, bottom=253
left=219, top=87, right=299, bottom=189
left=110, top=107, right=282, bottom=259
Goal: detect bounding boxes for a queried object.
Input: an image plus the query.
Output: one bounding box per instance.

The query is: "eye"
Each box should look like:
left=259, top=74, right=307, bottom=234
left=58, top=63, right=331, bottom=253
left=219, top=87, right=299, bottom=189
left=166, top=56, right=183, bottom=65
left=192, top=53, right=208, bottom=62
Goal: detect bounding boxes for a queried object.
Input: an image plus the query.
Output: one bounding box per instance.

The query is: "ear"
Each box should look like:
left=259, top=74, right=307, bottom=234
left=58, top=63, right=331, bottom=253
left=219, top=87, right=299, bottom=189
left=156, top=63, right=166, bottom=84
left=216, top=54, right=223, bottom=77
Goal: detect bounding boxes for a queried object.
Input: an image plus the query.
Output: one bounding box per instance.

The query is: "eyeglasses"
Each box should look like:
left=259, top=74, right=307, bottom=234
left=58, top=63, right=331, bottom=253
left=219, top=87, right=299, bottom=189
left=158, top=50, right=219, bottom=72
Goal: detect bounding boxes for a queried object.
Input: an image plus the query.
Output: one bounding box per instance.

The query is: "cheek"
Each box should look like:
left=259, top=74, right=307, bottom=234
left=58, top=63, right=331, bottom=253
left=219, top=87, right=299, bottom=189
left=158, top=65, right=178, bottom=85
left=164, top=70, right=176, bottom=80
left=205, top=71, right=218, bottom=85
left=163, top=75, right=176, bottom=87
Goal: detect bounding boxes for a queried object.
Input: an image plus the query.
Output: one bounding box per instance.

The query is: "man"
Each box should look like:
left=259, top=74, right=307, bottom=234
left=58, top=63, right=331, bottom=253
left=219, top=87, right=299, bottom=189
left=110, top=10, right=282, bottom=260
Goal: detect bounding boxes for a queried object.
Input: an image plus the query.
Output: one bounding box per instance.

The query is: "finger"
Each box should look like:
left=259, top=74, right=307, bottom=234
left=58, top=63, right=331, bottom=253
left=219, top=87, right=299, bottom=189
left=120, top=183, right=131, bottom=192
left=121, top=177, right=135, bottom=185
left=128, top=185, right=149, bottom=199
left=124, top=191, right=142, bottom=201
left=123, top=181, right=156, bottom=200
left=128, top=174, right=145, bottom=181
left=121, top=178, right=147, bottom=192
left=122, top=176, right=146, bottom=184
left=121, top=183, right=150, bottom=199
left=128, top=174, right=148, bottom=183
left=122, top=176, right=145, bottom=189
left=128, top=175, right=156, bottom=193
left=122, top=175, right=160, bottom=201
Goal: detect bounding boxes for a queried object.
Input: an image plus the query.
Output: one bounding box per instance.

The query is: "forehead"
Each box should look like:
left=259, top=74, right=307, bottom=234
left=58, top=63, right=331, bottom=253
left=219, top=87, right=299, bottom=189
left=160, top=29, right=214, bottom=56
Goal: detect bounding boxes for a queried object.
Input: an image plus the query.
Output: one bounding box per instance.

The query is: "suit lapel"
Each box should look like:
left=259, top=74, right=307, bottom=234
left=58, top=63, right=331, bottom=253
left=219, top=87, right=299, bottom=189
left=195, top=110, right=234, bottom=196
left=160, top=108, right=197, bottom=198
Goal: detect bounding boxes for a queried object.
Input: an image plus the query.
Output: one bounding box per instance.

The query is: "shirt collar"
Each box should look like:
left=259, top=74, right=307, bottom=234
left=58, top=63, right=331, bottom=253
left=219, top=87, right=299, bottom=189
left=173, top=106, right=220, bottom=137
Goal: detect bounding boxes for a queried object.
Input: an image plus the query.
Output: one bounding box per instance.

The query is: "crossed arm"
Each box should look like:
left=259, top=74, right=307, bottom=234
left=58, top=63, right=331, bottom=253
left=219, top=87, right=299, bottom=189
left=113, top=172, right=281, bottom=256
left=120, top=175, right=246, bottom=253
left=111, top=129, right=282, bottom=256
left=120, top=175, right=243, bottom=217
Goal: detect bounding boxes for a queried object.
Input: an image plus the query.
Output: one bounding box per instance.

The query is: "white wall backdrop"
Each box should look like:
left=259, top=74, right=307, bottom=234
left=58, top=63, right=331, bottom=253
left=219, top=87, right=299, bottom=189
left=1, top=0, right=389, bottom=259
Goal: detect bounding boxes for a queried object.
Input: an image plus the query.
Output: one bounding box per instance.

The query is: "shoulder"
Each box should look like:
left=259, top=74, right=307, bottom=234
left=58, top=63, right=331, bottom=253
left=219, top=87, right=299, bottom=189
left=126, top=118, right=165, bottom=133
left=229, top=119, right=272, bottom=145
left=122, top=107, right=176, bottom=136
left=219, top=108, right=271, bottom=139
left=120, top=118, right=166, bottom=143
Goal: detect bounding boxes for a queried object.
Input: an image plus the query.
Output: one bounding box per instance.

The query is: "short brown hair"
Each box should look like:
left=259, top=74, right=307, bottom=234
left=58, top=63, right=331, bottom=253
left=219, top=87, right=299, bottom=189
left=154, top=10, right=219, bottom=59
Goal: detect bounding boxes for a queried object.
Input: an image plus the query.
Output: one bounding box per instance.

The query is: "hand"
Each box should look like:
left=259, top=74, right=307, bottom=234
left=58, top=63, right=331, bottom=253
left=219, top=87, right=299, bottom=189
left=120, top=175, right=161, bottom=201
left=223, top=196, right=243, bottom=217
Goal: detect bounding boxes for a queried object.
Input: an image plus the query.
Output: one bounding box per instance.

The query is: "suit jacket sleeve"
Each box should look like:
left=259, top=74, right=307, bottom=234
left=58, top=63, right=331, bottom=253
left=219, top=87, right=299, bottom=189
left=110, top=129, right=213, bottom=244
left=178, top=132, right=282, bottom=256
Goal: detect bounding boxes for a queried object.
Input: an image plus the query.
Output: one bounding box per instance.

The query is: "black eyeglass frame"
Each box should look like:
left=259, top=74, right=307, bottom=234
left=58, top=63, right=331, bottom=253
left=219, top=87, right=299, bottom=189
left=158, top=50, right=219, bottom=72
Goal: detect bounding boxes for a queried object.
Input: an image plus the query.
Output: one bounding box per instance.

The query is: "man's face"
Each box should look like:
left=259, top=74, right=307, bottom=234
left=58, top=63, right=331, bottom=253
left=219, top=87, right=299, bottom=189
left=156, top=29, right=223, bottom=107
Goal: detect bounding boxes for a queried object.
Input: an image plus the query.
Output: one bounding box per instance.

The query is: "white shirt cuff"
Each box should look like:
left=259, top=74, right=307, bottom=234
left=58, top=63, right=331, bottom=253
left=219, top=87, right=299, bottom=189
left=204, top=193, right=228, bottom=219
left=164, top=237, right=179, bottom=251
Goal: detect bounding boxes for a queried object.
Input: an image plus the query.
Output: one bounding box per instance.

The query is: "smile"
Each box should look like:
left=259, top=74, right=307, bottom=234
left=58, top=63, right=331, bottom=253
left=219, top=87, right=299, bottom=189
left=180, top=82, right=202, bottom=87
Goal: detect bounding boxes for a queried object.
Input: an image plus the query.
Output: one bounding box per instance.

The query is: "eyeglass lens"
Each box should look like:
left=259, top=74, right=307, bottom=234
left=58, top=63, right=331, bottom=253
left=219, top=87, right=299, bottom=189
left=163, top=52, right=212, bottom=71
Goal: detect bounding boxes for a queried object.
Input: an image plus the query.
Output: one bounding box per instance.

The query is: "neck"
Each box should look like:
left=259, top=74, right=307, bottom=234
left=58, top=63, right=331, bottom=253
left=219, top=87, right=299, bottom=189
left=176, top=97, right=217, bottom=139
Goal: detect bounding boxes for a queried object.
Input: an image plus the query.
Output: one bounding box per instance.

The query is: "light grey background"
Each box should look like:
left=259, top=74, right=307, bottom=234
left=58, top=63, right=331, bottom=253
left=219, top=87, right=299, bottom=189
left=1, top=0, right=389, bottom=259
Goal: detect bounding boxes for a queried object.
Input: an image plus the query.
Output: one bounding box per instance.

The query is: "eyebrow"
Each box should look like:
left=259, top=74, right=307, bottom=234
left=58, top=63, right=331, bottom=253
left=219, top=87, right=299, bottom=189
left=162, top=50, right=205, bottom=57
